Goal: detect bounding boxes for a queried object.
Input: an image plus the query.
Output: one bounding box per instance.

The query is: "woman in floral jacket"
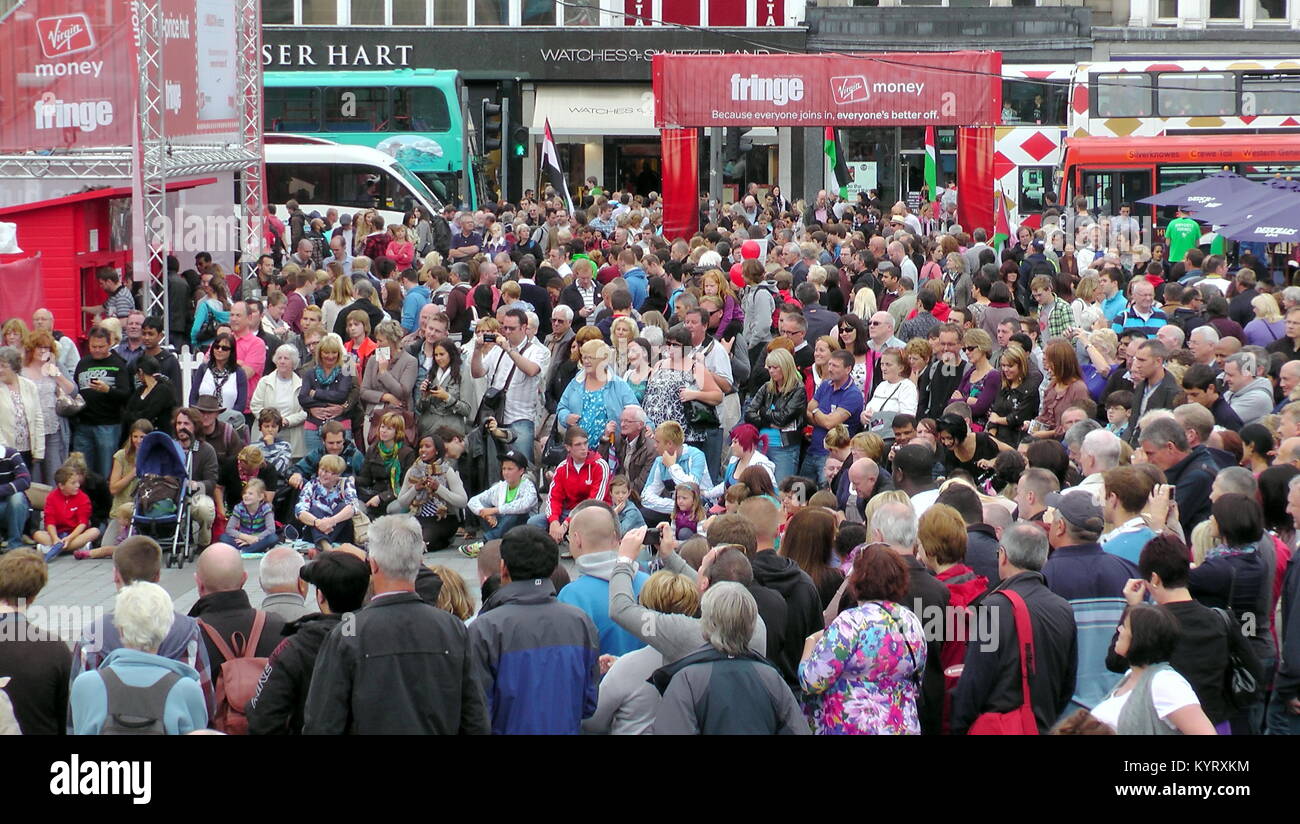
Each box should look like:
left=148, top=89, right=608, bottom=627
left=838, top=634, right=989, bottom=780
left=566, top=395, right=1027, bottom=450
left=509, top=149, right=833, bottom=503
left=799, top=543, right=927, bottom=735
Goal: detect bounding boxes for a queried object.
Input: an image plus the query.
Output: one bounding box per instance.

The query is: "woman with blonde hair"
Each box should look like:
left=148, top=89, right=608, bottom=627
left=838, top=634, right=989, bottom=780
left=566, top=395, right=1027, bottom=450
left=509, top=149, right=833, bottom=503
left=298, top=332, right=356, bottom=453
left=1, top=318, right=29, bottom=350
left=558, top=338, right=639, bottom=440
left=430, top=564, right=475, bottom=621
left=356, top=410, right=415, bottom=518
left=322, top=275, right=355, bottom=333
left=609, top=316, right=640, bottom=374
left=809, top=334, right=841, bottom=395
left=590, top=570, right=701, bottom=734
left=953, top=328, right=1000, bottom=430
left=1245, top=292, right=1285, bottom=347
left=0, top=345, right=45, bottom=476
left=745, top=347, right=806, bottom=483
left=1072, top=274, right=1104, bottom=331
left=904, top=338, right=932, bottom=385
left=851, top=283, right=878, bottom=320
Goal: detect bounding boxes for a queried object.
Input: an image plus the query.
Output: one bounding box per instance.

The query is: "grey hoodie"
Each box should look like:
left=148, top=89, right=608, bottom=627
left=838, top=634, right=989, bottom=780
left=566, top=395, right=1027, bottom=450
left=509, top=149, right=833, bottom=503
left=608, top=552, right=766, bottom=664
left=1227, top=376, right=1275, bottom=425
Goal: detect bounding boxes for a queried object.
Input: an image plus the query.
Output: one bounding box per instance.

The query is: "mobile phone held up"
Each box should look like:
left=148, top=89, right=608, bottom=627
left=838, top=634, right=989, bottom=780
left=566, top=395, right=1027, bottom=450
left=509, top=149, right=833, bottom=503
left=483, top=333, right=497, bottom=343
left=643, top=529, right=660, bottom=552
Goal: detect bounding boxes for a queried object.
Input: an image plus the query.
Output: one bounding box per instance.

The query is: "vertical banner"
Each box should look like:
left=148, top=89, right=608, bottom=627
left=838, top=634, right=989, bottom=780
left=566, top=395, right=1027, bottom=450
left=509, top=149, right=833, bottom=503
left=958, top=126, right=995, bottom=236
left=660, top=128, right=698, bottom=240
left=623, top=0, right=651, bottom=25
left=755, top=0, right=785, bottom=26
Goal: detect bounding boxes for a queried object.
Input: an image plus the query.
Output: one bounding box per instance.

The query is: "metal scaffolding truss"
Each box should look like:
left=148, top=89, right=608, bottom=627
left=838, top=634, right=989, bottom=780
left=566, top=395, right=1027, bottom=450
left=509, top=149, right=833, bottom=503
left=1, top=2, right=265, bottom=343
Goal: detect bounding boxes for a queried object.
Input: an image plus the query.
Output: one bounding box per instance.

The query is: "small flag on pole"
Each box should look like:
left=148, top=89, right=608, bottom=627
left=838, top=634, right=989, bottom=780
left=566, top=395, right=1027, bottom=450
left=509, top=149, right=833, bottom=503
left=992, top=183, right=1011, bottom=251
left=824, top=126, right=849, bottom=200
left=540, top=118, right=575, bottom=214
left=924, top=126, right=938, bottom=202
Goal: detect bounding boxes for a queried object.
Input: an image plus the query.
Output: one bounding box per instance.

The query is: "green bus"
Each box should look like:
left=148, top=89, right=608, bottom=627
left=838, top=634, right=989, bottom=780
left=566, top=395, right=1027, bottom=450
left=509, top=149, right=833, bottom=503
left=264, top=69, right=475, bottom=208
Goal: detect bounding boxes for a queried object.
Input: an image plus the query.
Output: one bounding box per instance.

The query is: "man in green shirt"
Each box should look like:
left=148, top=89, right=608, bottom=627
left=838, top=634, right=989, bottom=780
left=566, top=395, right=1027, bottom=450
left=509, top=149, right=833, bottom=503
left=1165, top=206, right=1203, bottom=268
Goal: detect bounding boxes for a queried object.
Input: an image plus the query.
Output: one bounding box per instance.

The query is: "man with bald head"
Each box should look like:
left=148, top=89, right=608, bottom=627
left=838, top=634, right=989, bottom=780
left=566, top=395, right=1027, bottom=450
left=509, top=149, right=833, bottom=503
left=846, top=457, right=891, bottom=523
left=557, top=504, right=650, bottom=656
left=1277, top=438, right=1300, bottom=470
left=189, top=543, right=287, bottom=673
left=1277, top=361, right=1300, bottom=414
left=1214, top=335, right=1241, bottom=372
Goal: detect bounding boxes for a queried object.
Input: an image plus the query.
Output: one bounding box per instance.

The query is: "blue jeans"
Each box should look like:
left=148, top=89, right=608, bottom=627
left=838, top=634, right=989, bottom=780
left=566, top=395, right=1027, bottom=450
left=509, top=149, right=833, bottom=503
left=505, top=419, right=535, bottom=465
left=217, top=532, right=278, bottom=554
left=528, top=509, right=569, bottom=531
left=0, top=492, right=29, bottom=548
left=1267, top=694, right=1300, bottom=735
left=766, top=442, right=801, bottom=485
left=482, top=513, right=528, bottom=541
left=701, top=427, right=723, bottom=488
left=798, top=450, right=827, bottom=486
left=72, top=423, right=119, bottom=480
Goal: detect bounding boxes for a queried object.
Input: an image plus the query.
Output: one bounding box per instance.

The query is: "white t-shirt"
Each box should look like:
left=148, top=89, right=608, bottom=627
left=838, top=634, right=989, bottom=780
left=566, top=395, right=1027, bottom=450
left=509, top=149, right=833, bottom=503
left=1090, top=667, right=1201, bottom=733
left=911, top=488, right=941, bottom=518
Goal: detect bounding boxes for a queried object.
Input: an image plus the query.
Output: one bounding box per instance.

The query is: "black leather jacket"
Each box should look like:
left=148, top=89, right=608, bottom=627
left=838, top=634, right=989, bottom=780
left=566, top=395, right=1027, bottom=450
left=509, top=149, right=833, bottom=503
left=745, top=384, right=807, bottom=446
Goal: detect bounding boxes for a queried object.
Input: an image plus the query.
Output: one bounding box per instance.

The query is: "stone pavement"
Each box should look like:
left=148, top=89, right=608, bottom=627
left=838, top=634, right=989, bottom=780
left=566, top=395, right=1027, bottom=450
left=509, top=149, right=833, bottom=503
left=31, top=545, right=486, bottom=643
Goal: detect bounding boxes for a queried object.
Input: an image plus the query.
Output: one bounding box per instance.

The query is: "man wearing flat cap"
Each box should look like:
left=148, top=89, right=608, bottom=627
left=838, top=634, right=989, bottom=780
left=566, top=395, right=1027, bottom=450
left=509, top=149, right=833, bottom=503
left=1041, top=488, right=1139, bottom=601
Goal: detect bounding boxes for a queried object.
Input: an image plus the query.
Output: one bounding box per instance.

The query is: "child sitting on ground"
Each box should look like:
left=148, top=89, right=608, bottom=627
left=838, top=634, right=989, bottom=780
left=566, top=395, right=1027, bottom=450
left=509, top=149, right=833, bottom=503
left=253, top=408, right=294, bottom=477
left=608, top=475, right=645, bottom=536
left=672, top=482, right=706, bottom=540
left=220, top=478, right=278, bottom=554
left=295, top=454, right=358, bottom=552
left=75, top=502, right=134, bottom=561
left=37, top=466, right=102, bottom=562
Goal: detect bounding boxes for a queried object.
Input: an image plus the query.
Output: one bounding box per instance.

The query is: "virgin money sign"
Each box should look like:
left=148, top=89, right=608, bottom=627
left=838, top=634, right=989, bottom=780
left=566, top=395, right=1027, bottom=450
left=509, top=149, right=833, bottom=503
left=0, top=0, right=137, bottom=151
left=653, top=51, right=1002, bottom=128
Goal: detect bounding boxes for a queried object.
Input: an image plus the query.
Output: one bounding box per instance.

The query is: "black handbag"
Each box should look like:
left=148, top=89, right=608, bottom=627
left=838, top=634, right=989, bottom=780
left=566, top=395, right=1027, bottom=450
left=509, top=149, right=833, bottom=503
left=1214, top=607, right=1259, bottom=711
left=685, top=399, right=719, bottom=429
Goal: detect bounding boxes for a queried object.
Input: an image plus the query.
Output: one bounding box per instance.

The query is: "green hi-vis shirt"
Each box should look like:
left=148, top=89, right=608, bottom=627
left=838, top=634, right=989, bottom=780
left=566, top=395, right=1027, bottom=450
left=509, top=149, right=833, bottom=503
left=1165, top=217, right=1202, bottom=265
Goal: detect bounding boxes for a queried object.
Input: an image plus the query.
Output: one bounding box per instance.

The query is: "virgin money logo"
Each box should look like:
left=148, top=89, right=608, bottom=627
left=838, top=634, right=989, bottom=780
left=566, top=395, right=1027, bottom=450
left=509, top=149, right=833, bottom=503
left=831, top=75, right=870, bottom=105
left=36, top=14, right=96, bottom=59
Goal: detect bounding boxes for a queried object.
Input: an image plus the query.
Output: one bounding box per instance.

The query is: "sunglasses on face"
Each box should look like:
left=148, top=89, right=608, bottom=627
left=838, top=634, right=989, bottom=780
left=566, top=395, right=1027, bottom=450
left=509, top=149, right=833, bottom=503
left=962, top=346, right=978, bottom=352
left=213, top=345, right=232, bottom=351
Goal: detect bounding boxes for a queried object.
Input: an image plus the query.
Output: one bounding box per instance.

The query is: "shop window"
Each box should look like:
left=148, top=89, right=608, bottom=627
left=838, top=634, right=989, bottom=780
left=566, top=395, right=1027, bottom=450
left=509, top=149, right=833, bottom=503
left=521, top=0, right=556, bottom=23
left=265, top=88, right=321, bottom=132
left=1256, top=0, right=1288, bottom=19
left=324, top=88, right=387, bottom=131
left=435, top=0, right=469, bottom=24
left=1002, top=78, right=1069, bottom=125
left=1209, top=0, right=1242, bottom=16
left=564, top=0, right=601, bottom=23
left=350, top=0, right=384, bottom=23
left=1156, top=0, right=1177, bottom=16
left=262, top=0, right=292, bottom=24
left=1094, top=73, right=1152, bottom=118
left=392, top=87, right=452, bottom=132
left=301, top=0, right=338, bottom=23
left=475, top=0, right=507, bottom=24
left=1242, top=72, right=1300, bottom=115
left=392, top=0, right=428, bottom=24
left=1157, top=72, right=1235, bottom=117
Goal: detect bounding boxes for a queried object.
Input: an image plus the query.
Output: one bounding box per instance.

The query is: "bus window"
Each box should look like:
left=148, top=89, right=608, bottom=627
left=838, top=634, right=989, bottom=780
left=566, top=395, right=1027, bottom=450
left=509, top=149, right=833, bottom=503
left=1081, top=169, right=1152, bottom=217
left=392, top=87, right=452, bottom=133
left=1094, top=73, right=1152, bottom=118
left=1242, top=72, right=1300, bottom=116
left=1157, top=72, right=1236, bottom=117
left=1001, top=79, right=1069, bottom=125
left=265, top=88, right=321, bottom=132
left=1018, top=165, right=1054, bottom=215
left=324, top=88, right=388, bottom=132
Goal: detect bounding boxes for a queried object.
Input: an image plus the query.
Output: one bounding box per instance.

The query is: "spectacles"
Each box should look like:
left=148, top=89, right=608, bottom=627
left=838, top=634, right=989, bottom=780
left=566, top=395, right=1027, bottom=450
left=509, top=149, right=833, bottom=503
left=869, top=321, right=886, bottom=327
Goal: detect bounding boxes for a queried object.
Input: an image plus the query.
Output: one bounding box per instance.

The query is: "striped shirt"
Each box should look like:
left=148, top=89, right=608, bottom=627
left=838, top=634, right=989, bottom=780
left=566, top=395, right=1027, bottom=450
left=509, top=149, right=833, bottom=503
left=1111, top=306, right=1169, bottom=339
left=103, top=285, right=137, bottom=319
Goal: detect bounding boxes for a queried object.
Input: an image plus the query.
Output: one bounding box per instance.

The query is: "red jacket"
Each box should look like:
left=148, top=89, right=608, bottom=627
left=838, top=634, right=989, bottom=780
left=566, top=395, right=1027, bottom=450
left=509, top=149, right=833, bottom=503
left=45, top=488, right=92, bottom=536
left=548, top=455, right=611, bottom=523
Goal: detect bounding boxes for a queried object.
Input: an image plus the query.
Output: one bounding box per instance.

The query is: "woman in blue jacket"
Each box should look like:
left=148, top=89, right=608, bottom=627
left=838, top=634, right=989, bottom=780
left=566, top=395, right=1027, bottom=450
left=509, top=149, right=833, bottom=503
left=191, top=276, right=233, bottom=349
left=71, top=581, right=207, bottom=735
left=558, top=339, right=639, bottom=442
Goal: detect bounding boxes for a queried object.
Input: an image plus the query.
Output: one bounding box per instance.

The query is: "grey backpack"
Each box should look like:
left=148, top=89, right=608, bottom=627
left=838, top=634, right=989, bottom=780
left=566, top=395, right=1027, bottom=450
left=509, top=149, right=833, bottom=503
left=98, top=667, right=182, bottom=735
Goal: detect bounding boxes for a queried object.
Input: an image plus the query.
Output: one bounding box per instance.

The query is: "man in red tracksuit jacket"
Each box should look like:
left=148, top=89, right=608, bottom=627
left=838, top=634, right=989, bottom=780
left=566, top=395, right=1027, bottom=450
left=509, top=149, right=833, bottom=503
left=529, top=426, right=610, bottom=543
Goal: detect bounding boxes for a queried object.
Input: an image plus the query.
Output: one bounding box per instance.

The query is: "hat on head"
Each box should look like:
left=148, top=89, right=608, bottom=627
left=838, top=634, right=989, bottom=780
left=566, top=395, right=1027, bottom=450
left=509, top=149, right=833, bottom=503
left=890, top=214, right=907, bottom=224
left=194, top=394, right=225, bottom=413
left=1044, top=489, right=1105, bottom=534
left=500, top=449, right=529, bottom=469
left=1032, top=238, right=1046, bottom=250
left=339, top=214, right=352, bottom=227
left=740, top=240, right=761, bottom=260
left=300, top=551, right=371, bottom=612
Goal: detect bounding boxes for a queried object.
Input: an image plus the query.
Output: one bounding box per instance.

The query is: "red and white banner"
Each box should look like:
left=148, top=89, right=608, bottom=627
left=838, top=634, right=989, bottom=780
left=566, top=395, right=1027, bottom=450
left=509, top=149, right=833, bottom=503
left=653, top=51, right=1002, bottom=128
left=0, top=0, right=137, bottom=152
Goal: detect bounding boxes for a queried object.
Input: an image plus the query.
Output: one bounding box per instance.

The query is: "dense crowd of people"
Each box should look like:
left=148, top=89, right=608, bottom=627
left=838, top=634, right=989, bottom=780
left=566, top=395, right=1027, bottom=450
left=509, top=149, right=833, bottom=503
left=1, top=182, right=1299, bottom=736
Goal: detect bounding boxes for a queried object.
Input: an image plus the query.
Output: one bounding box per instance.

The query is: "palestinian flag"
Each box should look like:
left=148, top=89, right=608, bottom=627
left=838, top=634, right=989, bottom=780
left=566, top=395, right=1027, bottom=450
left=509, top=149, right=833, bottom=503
left=540, top=118, right=575, bottom=214
left=924, top=126, right=938, bottom=202
left=992, top=182, right=1011, bottom=251
left=824, top=126, right=849, bottom=200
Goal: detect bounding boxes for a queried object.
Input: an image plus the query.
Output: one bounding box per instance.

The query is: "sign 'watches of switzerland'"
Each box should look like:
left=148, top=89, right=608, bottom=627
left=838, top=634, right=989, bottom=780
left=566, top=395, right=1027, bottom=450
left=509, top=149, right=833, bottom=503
left=652, top=51, right=1003, bottom=128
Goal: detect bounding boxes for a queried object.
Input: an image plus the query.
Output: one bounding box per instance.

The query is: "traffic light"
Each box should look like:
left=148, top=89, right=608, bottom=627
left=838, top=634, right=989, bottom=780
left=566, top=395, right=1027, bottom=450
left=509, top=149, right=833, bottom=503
left=480, top=100, right=503, bottom=153
left=510, top=125, right=529, bottom=158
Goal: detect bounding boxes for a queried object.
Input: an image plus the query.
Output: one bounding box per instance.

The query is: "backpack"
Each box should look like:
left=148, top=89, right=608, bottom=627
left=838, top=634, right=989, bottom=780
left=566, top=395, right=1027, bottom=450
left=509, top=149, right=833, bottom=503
left=199, top=611, right=268, bottom=735
left=98, top=667, right=182, bottom=735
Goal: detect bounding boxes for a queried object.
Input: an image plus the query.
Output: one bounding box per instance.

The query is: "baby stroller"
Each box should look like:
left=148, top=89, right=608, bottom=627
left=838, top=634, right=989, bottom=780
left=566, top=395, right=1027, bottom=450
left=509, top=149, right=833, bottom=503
left=131, top=431, right=195, bottom=569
